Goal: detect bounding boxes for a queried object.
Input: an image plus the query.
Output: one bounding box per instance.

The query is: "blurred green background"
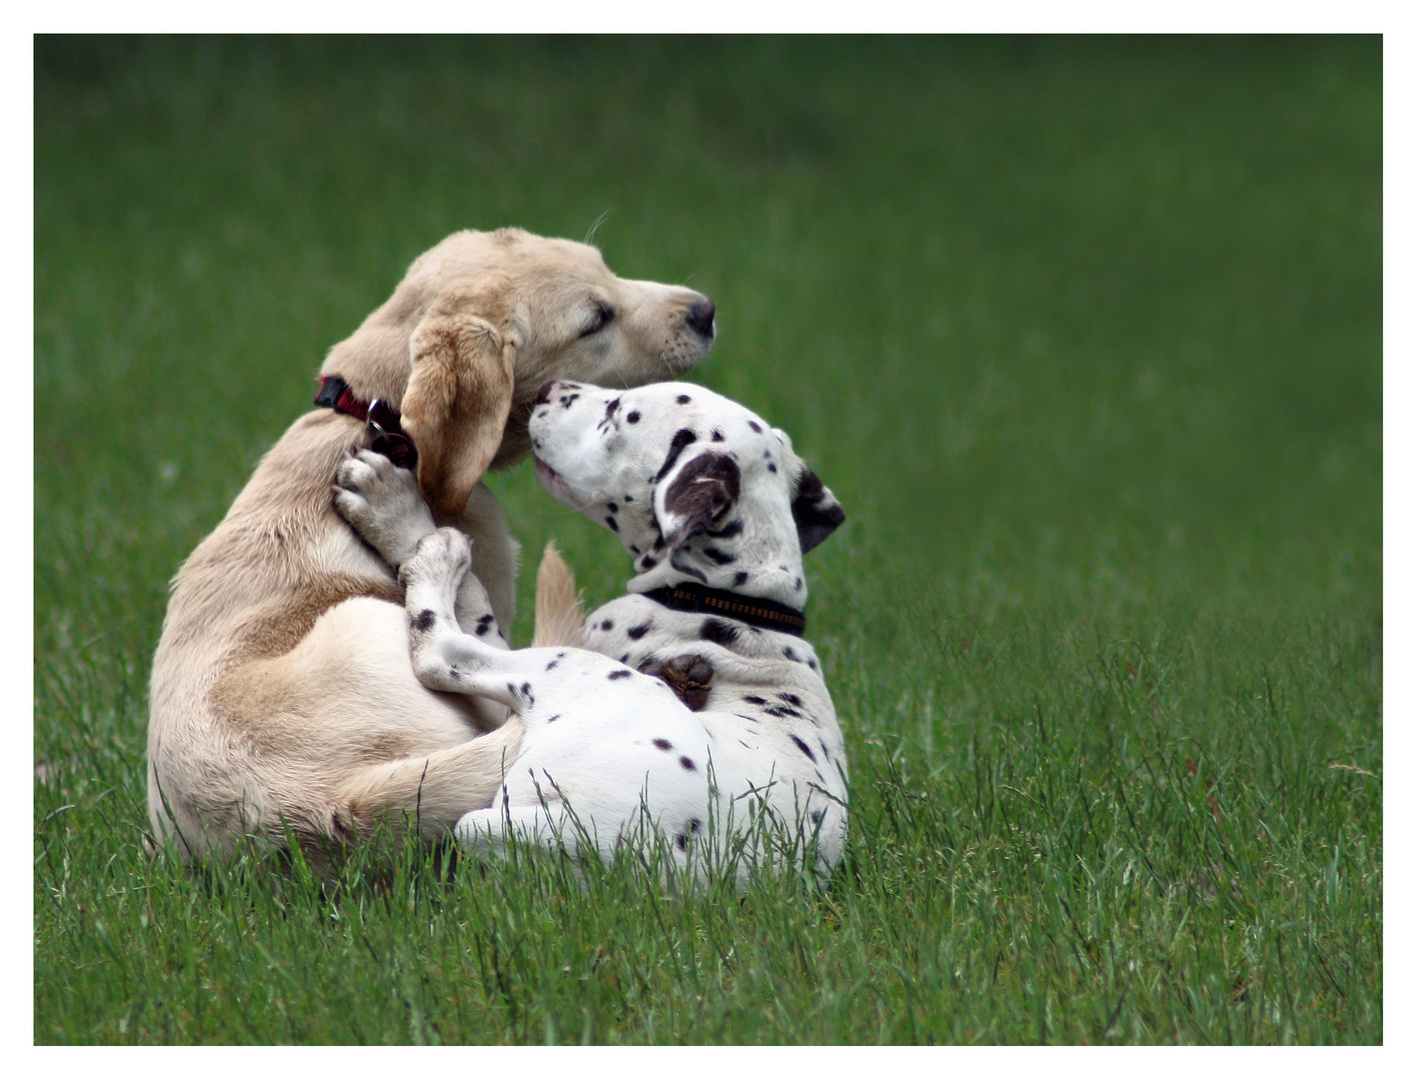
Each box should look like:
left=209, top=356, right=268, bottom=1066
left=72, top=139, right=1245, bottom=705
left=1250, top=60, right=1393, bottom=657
left=34, top=36, right=1381, bottom=1043
left=35, top=36, right=1379, bottom=637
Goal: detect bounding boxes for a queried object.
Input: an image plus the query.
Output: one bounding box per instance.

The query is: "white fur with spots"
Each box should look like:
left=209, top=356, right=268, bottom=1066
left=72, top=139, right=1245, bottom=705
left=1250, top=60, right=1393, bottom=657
left=337, top=382, right=848, bottom=881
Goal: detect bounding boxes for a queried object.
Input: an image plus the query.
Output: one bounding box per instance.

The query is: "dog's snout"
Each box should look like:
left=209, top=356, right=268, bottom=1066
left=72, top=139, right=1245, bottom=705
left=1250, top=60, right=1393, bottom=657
left=686, top=298, right=716, bottom=340
left=534, top=381, right=558, bottom=406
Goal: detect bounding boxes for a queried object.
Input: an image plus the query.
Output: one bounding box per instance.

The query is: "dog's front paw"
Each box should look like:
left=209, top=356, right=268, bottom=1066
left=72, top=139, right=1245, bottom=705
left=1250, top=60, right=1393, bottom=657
left=333, top=447, right=435, bottom=567
left=639, top=653, right=715, bottom=712
left=400, top=527, right=474, bottom=596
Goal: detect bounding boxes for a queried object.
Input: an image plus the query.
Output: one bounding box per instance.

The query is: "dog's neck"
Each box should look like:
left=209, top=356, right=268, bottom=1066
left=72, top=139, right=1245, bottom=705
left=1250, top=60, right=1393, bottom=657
left=623, top=486, right=809, bottom=611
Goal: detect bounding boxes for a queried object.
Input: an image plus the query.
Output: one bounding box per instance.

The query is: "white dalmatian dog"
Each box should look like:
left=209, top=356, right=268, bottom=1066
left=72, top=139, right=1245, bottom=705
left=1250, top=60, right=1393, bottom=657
left=333, top=380, right=848, bottom=881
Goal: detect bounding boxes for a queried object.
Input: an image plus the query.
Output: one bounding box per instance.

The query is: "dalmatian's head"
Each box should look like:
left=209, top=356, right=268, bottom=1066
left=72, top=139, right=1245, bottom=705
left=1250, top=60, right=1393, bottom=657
left=529, top=381, right=844, bottom=604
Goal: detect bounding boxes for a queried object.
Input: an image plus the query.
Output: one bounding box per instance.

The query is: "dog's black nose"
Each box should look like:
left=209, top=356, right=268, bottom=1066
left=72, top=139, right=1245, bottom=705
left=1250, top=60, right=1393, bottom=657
left=534, top=381, right=557, bottom=406
left=686, top=298, right=716, bottom=339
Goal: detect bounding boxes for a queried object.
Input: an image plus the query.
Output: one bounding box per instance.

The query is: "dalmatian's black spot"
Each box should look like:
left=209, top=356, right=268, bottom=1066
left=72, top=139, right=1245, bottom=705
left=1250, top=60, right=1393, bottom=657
left=794, top=576, right=803, bottom=591
left=476, top=614, right=495, bottom=637
left=679, top=756, right=697, bottom=772
left=677, top=394, right=691, bottom=404
left=605, top=516, right=619, bottom=532
left=654, top=428, right=699, bottom=483
left=604, top=397, right=621, bottom=419
left=711, top=429, right=724, bottom=442
left=739, top=739, right=751, bottom=748
left=545, top=659, right=559, bottom=671
left=520, top=682, right=533, bottom=702
left=767, top=463, right=777, bottom=473
left=807, top=658, right=818, bottom=671
left=689, top=817, right=703, bottom=834
left=627, top=411, right=641, bottom=423
left=789, top=734, right=817, bottom=762
left=629, top=545, right=640, bottom=555
left=608, top=669, right=632, bottom=680
left=506, top=682, right=518, bottom=698
left=600, top=619, right=614, bottom=631
left=702, top=546, right=737, bottom=565
left=707, top=519, right=743, bottom=539
left=810, top=809, right=823, bottom=824
left=447, top=668, right=462, bottom=681
left=624, top=494, right=633, bottom=502
left=608, top=502, right=618, bottom=513
left=764, top=704, right=803, bottom=719
left=653, top=738, right=673, bottom=751
left=733, top=571, right=749, bottom=587
left=639, top=555, right=659, bottom=570
left=675, top=832, right=690, bottom=851
left=412, top=609, right=436, bottom=632
left=652, top=536, right=666, bottom=552
left=748, top=420, right=762, bottom=433
left=742, top=695, right=768, bottom=706
left=627, top=623, right=652, bottom=640
left=619, top=653, right=630, bottom=663
left=782, top=646, right=801, bottom=662
left=559, top=393, right=580, bottom=408
left=778, top=693, right=804, bottom=707
left=736, top=714, right=761, bottom=723
left=700, top=618, right=739, bottom=646
left=545, top=714, right=561, bottom=723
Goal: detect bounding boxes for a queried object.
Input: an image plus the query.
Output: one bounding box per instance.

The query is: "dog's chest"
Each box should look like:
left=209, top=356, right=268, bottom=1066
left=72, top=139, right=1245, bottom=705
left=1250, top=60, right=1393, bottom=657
left=580, top=594, right=848, bottom=792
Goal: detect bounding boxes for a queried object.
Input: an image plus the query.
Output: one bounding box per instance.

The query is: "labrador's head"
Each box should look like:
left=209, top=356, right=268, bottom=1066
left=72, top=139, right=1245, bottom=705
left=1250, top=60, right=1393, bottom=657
left=322, top=228, right=715, bottom=520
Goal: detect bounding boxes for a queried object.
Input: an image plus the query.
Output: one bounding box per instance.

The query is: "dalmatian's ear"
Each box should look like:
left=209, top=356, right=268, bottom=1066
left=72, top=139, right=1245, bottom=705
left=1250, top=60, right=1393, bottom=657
left=791, top=464, right=845, bottom=554
left=658, top=450, right=742, bottom=550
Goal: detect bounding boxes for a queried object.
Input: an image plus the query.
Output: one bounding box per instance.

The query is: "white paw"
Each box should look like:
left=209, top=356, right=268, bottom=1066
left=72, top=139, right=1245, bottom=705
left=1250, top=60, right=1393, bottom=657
left=400, top=527, right=474, bottom=594
left=332, top=447, right=435, bottom=566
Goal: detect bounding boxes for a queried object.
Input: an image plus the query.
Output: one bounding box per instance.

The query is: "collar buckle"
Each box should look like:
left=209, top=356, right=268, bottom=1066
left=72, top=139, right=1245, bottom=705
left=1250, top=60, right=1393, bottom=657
left=315, top=376, right=418, bottom=470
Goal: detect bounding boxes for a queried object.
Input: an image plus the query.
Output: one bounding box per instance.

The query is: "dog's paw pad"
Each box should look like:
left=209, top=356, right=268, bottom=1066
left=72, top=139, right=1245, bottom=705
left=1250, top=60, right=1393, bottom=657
left=638, top=653, right=715, bottom=711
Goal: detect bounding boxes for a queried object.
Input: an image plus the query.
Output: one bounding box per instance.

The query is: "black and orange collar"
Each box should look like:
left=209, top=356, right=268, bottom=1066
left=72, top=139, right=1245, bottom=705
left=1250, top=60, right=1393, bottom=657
left=642, top=581, right=807, bottom=637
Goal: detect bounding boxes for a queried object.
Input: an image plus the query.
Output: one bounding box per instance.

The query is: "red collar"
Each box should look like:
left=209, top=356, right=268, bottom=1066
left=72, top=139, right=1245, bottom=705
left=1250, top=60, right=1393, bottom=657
left=314, top=376, right=417, bottom=469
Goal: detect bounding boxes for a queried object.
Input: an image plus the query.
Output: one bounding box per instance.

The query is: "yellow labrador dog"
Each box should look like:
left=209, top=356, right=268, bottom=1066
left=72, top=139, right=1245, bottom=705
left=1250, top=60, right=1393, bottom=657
left=147, top=228, right=715, bottom=865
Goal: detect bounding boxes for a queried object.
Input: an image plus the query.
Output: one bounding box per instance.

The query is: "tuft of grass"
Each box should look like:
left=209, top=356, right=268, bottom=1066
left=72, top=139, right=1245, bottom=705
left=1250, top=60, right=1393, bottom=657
left=35, top=36, right=1379, bottom=1043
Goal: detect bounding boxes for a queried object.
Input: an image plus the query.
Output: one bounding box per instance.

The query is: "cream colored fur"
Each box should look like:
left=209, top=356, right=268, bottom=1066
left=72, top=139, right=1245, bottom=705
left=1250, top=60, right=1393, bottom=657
left=531, top=542, right=587, bottom=649
left=147, top=228, right=713, bottom=865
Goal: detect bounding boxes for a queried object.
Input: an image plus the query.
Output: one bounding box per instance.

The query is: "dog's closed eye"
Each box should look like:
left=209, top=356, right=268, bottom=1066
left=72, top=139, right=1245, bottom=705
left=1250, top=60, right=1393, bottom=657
left=579, top=302, right=615, bottom=338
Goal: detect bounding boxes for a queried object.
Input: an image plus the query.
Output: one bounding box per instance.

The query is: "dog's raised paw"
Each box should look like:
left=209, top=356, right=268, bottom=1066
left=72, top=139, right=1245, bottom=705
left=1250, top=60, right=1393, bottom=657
left=333, top=448, right=435, bottom=566
left=401, top=527, right=474, bottom=589
left=639, top=653, right=715, bottom=711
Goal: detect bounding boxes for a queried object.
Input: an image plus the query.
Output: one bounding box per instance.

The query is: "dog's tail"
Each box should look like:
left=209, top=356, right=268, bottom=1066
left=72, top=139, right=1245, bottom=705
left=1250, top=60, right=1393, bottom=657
left=532, top=541, right=587, bottom=648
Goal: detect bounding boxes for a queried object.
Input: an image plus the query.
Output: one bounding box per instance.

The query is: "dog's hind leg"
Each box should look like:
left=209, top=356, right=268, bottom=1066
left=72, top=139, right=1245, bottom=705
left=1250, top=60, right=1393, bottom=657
left=337, top=719, right=524, bottom=840
left=456, top=804, right=589, bottom=861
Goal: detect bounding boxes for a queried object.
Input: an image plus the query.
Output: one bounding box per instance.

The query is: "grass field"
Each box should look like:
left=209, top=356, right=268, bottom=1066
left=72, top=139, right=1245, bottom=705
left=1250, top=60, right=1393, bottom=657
left=34, top=36, right=1381, bottom=1044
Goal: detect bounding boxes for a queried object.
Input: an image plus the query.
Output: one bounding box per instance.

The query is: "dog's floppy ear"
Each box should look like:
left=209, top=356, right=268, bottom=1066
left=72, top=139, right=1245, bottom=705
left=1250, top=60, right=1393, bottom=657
left=791, top=464, right=845, bottom=554
left=658, top=450, right=742, bottom=550
left=399, top=312, right=516, bottom=522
